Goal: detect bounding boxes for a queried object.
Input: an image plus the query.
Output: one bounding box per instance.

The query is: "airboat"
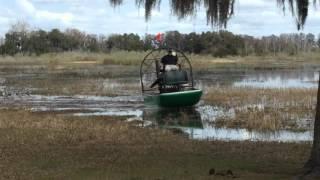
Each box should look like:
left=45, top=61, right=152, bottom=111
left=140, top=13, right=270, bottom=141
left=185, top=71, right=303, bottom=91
left=140, top=48, right=202, bottom=107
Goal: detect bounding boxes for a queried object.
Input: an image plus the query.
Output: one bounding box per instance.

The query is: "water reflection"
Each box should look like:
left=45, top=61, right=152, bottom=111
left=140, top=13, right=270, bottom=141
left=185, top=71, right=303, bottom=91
left=233, top=71, right=318, bottom=88
left=183, top=127, right=312, bottom=142
left=143, top=107, right=203, bottom=129
left=197, top=70, right=319, bottom=89
left=62, top=96, right=313, bottom=142
left=142, top=106, right=313, bottom=142
left=0, top=68, right=318, bottom=142
left=0, top=93, right=313, bottom=142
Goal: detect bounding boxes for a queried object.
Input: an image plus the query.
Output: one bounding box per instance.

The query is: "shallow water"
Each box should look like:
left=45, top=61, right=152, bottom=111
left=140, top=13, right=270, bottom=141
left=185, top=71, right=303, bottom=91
left=0, top=68, right=318, bottom=142
left=141, top=106, right=313, bottom=142
left=197, top=69, right=319, bottom=89
left=0, top=94, right=313, bottom=142
left=183, top=127, right=312, bottom=142
left=233, top=71, right=319, bottom=88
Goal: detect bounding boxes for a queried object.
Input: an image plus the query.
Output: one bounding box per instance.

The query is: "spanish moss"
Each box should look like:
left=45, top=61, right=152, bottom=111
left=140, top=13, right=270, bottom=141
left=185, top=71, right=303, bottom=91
left=204, top=0, right=235, bottom=28
left=110, top=0, right=318, bottom=30
left=296, top=0, right=309, bottom=30
left=277, top=0, right=309, bottom=30
left=109, top=0, right=123, bottom=7
left=170, top=0, right=200, bottom=19
left=135, top=0, right=161, bottom=21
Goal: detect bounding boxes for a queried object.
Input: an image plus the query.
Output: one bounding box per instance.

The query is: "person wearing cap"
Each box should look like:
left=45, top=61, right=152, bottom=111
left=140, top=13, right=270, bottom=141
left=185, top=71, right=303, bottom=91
left=150, top=50, right=179, bottom=88
left=161, top=50, right=178, bottom=72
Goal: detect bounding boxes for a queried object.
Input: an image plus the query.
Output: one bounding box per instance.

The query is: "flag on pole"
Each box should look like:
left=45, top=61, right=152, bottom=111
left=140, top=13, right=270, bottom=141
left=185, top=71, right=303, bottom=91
left=152, top=33, right=164, bottom=49
left=155, top=33, right=164, bottom=43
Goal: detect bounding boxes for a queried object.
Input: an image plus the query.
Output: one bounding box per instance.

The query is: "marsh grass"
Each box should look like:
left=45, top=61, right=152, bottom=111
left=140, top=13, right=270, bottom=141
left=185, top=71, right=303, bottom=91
left=1, top=55, right=141, bottom=96
left=205, top=86, right=316, bottom=108
left=0, top=52, right=319, bottom=179
left=191, top=52, right=320, bottom=70
left=4, top=76, right=136, bottom=96
left=215, top=109, right=295, bottom=131
left=20, top=77, right=141, bottom=96
left=1, top=52, right=319, bottom=130
left=205, top=86, right=316, bottom=131
left=0, top=51, right=144, bottom=66
left=1, top=51, right=320, bottom=70
left=0, top=110, right=312, bottom=179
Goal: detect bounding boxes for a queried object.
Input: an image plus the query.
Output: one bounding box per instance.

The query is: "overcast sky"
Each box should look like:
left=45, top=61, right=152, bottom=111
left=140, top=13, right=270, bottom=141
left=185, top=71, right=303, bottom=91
left=0, top=0, right=320, bottom=37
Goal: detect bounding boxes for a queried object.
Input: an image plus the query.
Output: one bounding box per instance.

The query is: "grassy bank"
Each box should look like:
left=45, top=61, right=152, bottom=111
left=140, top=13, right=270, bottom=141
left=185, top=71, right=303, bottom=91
left=1, top=51, right=320, bottom=70
left=0, top=110, right=312, bottom=179
left=0, top=51, right=142, bottom=66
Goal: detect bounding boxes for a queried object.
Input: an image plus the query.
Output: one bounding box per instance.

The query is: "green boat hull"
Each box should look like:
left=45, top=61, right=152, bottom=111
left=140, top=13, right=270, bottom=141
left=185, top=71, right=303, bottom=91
left=144, top=89, right=202, bottom=107
left=159, top=89, right=202, bottom=107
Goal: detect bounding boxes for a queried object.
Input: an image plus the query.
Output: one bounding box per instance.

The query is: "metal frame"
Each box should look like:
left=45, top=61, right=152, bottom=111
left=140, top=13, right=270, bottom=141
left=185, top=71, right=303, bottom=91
left=140, top=48, right=194, bottom=94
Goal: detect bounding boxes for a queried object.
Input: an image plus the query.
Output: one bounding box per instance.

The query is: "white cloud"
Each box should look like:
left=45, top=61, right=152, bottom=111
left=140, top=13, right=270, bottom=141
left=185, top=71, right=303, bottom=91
left=32, top=0, right=76, bottom=2
left=31, top=0, right=82, bottom=5
left=0, top=0, right=318, bottom=37
left=18, top=0, right=36, bottom=14
left=35, top=11, right=73, bottom=24
left=238, top=0, right=271, bottom=8
left=16, top=0, right=74, bottom=25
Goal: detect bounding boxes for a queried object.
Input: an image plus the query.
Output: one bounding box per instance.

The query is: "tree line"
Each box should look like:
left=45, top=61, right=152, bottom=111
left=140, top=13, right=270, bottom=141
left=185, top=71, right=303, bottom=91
left=0, top=23, right=319, bottom=57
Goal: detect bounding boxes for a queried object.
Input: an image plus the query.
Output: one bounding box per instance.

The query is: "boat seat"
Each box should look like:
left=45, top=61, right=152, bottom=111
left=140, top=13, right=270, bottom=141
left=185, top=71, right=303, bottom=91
left=162, top=70, right=188, bottom=85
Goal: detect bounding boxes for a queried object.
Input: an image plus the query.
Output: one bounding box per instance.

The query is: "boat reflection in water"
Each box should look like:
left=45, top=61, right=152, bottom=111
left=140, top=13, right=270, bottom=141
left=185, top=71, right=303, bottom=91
left=143, top=107, right=202, bottom=129
left=142, top=106, right=313, bottom=143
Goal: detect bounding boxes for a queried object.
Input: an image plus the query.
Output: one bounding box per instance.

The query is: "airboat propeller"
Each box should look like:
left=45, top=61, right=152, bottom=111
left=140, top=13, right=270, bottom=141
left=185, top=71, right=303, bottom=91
left=140, top=48, right=202, bottom=107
